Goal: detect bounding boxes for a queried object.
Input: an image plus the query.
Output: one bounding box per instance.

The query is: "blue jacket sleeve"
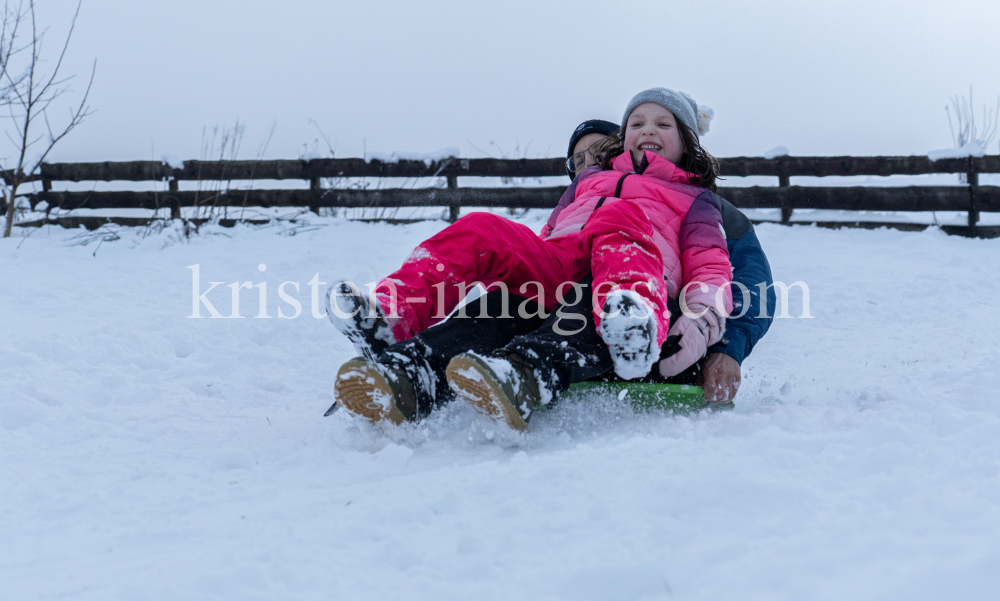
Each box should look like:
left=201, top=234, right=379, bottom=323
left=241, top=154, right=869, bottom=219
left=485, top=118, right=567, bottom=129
left=708, top=229, right=775, bottom=364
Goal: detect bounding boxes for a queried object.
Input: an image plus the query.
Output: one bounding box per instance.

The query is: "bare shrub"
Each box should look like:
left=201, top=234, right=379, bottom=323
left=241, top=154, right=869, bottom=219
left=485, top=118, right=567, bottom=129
left=946, top=87, right=999, bottom=150
left=1, top=0, right=94, bottom=238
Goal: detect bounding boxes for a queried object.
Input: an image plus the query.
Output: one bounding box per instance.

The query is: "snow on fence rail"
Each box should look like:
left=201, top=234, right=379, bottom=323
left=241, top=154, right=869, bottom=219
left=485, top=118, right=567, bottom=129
left=2, top=155, right=999, bottom=236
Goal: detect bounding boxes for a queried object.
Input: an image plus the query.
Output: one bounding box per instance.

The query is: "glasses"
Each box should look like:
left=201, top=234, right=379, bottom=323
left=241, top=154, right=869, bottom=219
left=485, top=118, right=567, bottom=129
left=566, top=138, right=606, bottom=174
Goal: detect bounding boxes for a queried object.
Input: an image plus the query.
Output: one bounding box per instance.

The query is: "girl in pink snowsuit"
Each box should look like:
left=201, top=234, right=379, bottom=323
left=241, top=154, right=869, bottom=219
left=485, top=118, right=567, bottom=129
left=347, top=88, right=732, bottom=380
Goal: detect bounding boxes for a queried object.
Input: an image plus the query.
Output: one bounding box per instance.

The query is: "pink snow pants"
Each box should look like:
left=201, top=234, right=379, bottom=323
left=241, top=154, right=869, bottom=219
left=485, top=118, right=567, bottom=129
left=375, top=206, right=670, bottom=346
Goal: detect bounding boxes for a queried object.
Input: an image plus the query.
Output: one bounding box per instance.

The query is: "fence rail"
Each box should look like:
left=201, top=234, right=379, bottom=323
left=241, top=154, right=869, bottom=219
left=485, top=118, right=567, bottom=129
left=4, top=155, right=999, bottom=183
left=3, top=154, right=998, bottom=236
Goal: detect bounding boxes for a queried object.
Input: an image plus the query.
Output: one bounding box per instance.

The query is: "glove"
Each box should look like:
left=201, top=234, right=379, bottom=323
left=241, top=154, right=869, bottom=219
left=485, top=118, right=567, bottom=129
left=657, top=306, right=726, bottom=378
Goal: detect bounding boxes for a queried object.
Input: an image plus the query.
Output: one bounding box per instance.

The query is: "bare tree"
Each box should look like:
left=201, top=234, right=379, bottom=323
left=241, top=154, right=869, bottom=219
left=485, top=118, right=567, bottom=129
left=1, top=0, right=94, bottom=238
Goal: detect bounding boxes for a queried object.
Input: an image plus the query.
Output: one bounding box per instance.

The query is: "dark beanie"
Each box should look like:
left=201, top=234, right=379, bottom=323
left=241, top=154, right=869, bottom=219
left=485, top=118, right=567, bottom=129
left=566, top=119, right=619, bottom=178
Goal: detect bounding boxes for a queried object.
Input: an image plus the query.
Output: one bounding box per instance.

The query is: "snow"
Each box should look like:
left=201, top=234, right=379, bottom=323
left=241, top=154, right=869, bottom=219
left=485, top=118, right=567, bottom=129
left=742, top=208, right=1000, bottom=226
left=2, top=214, right=1000, bottom=600
left=928, top=142, right=987, bottom=161
left=338, top=369, right=367, bottom=380
left=764, top=146, right=789, bottom=159
left=161, top=154, right=185, bottom=170
left=455, top=366, right=485, bottom=382
left=365, top=147, right=461, bottom=166
left=405, top=246, right=434, bottom=262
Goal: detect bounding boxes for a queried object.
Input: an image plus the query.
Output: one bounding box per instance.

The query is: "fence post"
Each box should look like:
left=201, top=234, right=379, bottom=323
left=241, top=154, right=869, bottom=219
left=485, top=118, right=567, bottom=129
left=446, top=173, right=460, bottom=222
left=41, top=179, right=52, bottom=222
left=778, top=173, right=792, bottom=224
left=309, top=177, right=321, bottom=215
left=168, top=178, right=180, bottom=219
left=967, top=158, right=979, bottom=232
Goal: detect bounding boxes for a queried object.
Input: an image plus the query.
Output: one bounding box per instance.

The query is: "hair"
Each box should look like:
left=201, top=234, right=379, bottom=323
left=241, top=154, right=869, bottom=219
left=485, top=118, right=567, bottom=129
left=592, top=121, right=720, bottom=192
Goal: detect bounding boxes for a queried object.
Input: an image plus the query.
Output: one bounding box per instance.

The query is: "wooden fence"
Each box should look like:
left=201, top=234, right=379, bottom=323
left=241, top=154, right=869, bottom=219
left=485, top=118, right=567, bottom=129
left=3, top=154, right=999, bottom=237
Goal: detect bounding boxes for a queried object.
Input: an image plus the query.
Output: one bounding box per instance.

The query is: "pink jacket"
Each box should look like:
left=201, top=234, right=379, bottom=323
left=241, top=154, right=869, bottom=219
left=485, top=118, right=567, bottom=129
left=543, top=151, right=733, bottom=314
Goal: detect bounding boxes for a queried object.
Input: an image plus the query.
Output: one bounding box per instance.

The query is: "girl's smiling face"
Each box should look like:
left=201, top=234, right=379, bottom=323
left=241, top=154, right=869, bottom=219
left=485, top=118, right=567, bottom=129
left=623, top=102, right=685, bottom=165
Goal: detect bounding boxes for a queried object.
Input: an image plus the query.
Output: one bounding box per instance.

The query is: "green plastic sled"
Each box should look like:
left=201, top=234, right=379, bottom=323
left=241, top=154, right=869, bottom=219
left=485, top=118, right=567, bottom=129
left=565, top=381, right=733, bottom=412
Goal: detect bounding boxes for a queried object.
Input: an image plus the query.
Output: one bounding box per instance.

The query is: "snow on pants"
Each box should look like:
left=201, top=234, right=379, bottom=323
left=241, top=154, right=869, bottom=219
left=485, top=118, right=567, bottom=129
left=375, top=206, right=670, bottom=347
left=582, top=199, right=670, bottom=348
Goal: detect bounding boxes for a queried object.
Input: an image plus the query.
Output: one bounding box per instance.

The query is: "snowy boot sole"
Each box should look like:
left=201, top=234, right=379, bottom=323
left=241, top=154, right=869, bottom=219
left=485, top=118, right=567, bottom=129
left=446, top=354, right=528, bottom=432
left=333, top=358, right=412, bottom=425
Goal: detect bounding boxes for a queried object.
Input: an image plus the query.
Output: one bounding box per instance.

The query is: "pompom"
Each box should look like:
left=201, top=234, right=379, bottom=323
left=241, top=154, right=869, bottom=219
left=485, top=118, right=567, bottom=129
left=697, top=105, right=714, bottom=136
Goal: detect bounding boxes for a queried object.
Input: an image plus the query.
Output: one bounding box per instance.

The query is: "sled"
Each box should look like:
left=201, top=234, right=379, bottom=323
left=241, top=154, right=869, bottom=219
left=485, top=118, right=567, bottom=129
left=326, top=380, right=730, bottom=417
left=565, top=381, right=732, bottom=412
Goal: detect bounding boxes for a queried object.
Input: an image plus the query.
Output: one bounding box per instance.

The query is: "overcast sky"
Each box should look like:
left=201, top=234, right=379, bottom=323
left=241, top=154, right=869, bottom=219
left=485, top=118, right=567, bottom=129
left=21, top=0, right=1000, bottom=164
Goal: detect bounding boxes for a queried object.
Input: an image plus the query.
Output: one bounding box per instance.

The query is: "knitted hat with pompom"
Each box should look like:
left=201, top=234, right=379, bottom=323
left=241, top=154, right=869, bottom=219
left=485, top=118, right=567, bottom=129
left=621, top=88, right=714, bottom=139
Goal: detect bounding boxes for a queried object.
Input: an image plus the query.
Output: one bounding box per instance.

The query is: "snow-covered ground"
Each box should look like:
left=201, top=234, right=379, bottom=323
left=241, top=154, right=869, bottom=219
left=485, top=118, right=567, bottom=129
left=2, top=213, right=999, bottom=600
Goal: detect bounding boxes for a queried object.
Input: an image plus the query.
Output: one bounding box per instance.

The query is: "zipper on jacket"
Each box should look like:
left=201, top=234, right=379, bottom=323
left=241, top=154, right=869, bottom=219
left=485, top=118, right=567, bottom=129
left=583, top=173, right=630, bottom=227
left=614, top=173, right=630, bottom=198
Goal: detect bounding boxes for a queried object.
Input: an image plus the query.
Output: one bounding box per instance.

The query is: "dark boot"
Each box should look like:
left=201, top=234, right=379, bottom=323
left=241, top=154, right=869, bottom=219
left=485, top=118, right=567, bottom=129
left=329, top=358, right=417, bottom=424
left=446, top=352, right=544, bottom=431
left=377, top=343, right=440, bottom=419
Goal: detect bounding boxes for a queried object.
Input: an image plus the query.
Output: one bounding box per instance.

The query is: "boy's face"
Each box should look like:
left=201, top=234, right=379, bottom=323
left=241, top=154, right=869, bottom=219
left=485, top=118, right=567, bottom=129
left=624, top=103, right=685, bottom=165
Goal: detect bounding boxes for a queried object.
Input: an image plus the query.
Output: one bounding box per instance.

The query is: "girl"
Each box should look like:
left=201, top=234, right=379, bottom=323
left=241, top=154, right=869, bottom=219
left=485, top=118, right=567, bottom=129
left=539, top=88, right=732, bottom=378
left=330, top=88, right=732, bottom=428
